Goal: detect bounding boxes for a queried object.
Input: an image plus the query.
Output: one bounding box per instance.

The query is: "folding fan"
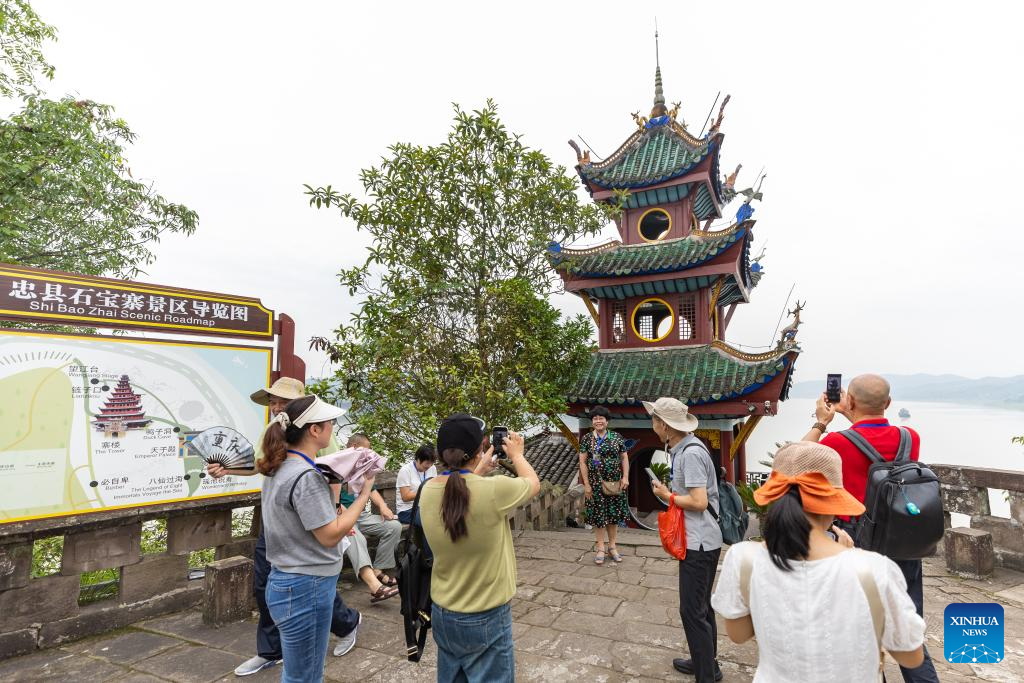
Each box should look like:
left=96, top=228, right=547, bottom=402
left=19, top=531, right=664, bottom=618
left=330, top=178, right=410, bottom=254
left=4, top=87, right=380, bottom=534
left=186, top=426, right=256, bottom=470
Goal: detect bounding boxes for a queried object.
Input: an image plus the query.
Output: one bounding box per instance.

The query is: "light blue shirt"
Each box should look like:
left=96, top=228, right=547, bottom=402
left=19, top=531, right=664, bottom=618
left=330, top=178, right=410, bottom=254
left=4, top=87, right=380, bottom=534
left=670, top=434, right=723, bottom=551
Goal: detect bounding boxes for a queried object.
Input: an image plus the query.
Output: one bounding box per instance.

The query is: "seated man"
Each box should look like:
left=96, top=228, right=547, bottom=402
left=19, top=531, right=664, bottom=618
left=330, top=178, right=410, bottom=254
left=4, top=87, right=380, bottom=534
left=395, top=444, right=437, bottom=524
left=339, top=432, right=402, bottom=602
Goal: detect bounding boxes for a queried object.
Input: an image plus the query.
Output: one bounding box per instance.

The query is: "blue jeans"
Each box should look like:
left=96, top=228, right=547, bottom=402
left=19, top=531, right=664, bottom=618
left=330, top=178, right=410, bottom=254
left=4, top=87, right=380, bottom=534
left=266, top=569, right=340, bottom=683
left=397, top=509, right=413, bottom=524
left=254, top=531, right=359, bottom=660
left=432, top=601, right=514, bottom=683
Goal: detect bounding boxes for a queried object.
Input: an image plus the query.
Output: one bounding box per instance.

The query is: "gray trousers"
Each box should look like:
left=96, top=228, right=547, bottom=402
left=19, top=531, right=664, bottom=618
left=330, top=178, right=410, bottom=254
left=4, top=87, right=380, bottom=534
left=344, top=512, right=402, bottom=572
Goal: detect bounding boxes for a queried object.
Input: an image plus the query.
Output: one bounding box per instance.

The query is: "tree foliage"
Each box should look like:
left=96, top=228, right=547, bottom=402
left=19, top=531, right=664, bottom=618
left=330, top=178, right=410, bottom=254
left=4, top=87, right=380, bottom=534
left=0, top=0, right=197, bottom=277
left=0, top=0, right=54, bottom=99
left=306, top=101, right=618, bottom=462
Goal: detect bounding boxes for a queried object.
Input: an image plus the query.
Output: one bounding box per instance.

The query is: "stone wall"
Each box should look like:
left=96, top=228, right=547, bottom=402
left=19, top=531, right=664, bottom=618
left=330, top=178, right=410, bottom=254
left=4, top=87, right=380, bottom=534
left=933, top=464, right=1024, bottom=575
left=0, top=470, right=578, bottom=658
left=0, top=492, right=260, bottom=659
left=508, top=481, right=584, bottom=532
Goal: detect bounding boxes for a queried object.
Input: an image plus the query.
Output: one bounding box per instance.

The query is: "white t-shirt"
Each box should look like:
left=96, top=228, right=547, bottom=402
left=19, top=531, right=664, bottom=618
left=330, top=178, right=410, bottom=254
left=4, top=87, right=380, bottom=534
left=395, top=461, right=436, bottom=514
left=711, top=542, right=925, bottom=683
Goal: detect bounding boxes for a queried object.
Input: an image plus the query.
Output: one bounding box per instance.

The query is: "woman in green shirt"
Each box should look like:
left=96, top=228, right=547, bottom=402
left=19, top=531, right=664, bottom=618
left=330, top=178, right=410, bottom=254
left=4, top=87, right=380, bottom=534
left=419, top=414, right=540, bottom=683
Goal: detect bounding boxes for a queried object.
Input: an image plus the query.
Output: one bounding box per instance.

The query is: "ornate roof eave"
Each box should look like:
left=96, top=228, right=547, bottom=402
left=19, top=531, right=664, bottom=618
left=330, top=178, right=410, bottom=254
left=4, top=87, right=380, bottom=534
left=564, top=342, right=800, bottom=410
left=548, top=220, right=753, bottom=280
left=578, top=132, right=723, bottom=193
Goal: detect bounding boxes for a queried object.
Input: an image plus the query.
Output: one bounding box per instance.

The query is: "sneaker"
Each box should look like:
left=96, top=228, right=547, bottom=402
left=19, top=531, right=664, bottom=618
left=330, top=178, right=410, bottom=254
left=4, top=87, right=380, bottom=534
left=234, top=655, right=280, bottom=676
left=333, top=613, right=362, bottom=656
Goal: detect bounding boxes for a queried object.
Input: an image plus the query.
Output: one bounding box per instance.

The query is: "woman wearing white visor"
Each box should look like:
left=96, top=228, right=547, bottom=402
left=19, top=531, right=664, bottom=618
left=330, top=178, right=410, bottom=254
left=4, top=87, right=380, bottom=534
left=257, top=395, right=374, bottom=683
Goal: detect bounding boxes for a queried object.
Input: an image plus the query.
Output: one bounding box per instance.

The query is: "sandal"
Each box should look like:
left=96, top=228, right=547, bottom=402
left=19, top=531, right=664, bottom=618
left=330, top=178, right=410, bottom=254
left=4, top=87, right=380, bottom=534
left=608, top=547, right=623, bottom=563
left=375, top=572, right=397, bottom=587
left=594, top=549, right=606, bottom=566
left=370, top=584, right=399, bottom=603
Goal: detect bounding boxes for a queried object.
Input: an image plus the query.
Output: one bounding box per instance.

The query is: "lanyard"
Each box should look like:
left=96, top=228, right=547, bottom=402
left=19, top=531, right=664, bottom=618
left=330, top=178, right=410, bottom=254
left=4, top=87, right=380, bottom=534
left=442, top=469, right=473, bottom=475
left=856, top=422, right=890, bottom=429
left=287, top=449, right=317, bottom=469
left=419, top=470, right=428, bottom=483
left=591, top=432, right=608, bottom=467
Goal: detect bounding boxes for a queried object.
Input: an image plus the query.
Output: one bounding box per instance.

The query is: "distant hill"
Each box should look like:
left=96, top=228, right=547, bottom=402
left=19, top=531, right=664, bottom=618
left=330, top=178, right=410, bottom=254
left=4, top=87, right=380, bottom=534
left=790, top=374, right=1024, bottom=409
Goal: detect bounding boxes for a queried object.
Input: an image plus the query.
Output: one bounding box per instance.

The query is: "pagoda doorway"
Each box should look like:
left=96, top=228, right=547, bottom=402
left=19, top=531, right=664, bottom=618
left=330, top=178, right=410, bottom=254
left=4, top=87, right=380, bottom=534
left=626, top=446, right=667, bottom=529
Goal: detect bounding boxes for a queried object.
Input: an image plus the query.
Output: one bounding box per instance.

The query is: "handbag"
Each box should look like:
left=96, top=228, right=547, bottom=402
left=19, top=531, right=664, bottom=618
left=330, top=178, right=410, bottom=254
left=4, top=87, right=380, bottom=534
left=657, top=501, right=687, bottom=560
left=600, top=480, right=622, bottom=496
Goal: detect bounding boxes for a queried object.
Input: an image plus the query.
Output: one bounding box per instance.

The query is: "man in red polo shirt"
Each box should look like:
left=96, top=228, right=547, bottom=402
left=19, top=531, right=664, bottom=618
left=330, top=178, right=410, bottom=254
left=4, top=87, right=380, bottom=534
left=802, top=373, right=939, bottom=683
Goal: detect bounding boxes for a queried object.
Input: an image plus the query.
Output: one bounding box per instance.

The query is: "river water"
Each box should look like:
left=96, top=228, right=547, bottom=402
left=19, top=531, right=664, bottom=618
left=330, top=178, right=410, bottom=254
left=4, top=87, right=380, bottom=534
left=746, top=400, right=1023, bottom=519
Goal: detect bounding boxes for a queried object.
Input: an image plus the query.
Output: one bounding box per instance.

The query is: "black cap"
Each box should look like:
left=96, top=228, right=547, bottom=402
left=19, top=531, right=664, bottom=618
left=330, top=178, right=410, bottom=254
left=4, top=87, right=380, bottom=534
left=437, top=413, right=485, bottom=457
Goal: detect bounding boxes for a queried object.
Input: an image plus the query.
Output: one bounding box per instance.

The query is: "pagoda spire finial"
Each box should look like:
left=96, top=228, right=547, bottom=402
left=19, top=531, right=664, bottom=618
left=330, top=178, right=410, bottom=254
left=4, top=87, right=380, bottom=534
left=651, top=23, right=667, bottom=119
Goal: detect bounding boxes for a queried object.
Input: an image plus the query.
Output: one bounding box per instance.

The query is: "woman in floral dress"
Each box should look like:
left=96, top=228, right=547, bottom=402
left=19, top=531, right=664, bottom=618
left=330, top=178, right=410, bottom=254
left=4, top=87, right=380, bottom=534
left=577, top=406, right=630, bottom=565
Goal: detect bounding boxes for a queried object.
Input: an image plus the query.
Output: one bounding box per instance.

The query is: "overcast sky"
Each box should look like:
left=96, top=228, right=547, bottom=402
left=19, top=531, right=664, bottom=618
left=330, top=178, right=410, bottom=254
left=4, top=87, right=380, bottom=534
left=30, top=0, right=1024, bottom=385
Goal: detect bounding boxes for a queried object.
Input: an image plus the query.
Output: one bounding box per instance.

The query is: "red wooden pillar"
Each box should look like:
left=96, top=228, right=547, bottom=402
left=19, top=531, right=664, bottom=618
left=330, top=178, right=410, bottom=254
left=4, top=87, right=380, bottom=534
left=274, top=313, right=305, bottom=382
left=720, top=429, right=734, bottom=483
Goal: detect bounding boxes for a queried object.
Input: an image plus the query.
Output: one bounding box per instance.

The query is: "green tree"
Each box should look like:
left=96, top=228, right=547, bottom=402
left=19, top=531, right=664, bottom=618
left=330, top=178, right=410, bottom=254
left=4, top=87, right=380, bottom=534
left=306, top=101, right=619, bottom=463
left=0, top=0, right=196, bottom=277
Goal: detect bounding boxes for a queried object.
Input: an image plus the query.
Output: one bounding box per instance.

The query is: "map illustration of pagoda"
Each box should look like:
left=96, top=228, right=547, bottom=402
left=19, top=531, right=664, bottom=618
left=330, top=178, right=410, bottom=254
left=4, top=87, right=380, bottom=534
left=551, top=37, right=800, bottom=525
left=93, top=374, right=152, bottom=438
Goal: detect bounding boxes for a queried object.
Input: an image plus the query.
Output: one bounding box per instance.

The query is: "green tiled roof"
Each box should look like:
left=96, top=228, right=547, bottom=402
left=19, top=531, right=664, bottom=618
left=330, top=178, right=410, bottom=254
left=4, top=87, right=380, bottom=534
left=718, top=268, right=762, bottom=307
left=567, top=344, right=795, bottom=407
left=550, top=222, right=749, bottom=279
left=580, top=126, right=717, bottom=189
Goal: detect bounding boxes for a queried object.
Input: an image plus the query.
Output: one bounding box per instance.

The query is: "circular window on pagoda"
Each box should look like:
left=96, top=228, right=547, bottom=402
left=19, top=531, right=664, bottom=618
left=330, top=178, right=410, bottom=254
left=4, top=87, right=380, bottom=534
left=638, top=208, right=671, bottom=242
left=631, top=297, right=674, bottom=342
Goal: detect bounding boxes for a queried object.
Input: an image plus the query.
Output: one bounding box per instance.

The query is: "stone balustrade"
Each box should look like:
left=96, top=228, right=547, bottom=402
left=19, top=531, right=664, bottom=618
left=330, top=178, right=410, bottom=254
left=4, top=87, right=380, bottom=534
left=931, top=464, right=1024, bottom=576
left=0, top=469, right=579, bottom=658
left=0, top=490, right=261, bottom=659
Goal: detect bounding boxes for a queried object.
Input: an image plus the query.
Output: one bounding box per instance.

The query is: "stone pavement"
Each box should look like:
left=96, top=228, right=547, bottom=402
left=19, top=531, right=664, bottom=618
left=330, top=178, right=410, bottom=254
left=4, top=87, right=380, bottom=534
left=1, top=528, right=1022, bottom=682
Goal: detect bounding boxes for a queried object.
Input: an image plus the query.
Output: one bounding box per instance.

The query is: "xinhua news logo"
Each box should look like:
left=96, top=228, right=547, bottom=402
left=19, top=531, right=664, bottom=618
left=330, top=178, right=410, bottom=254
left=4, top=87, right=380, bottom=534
left=944, top=602, right=1004, bottom=664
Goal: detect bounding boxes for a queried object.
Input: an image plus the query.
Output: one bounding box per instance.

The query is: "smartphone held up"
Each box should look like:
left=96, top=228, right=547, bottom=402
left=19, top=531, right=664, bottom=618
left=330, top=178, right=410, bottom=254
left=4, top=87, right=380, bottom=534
left=491, top=425, right=509, bottom=460
left=825, top=374, right=842, bottom=404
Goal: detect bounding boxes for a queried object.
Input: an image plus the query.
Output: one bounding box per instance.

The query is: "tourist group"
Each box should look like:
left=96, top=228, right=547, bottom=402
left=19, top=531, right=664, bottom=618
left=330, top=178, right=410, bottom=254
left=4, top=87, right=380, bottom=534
left=208, top=371, right=940, bottom=683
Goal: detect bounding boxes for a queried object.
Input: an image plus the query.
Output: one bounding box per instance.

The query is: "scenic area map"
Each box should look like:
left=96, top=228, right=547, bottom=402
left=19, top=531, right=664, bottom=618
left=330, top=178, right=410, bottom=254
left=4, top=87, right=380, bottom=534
left=0, top=330, right=271, bottom=523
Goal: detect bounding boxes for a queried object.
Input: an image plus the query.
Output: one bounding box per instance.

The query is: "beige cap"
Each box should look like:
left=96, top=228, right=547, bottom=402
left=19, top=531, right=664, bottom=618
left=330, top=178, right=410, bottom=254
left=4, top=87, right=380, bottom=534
left=753, top=441, right=866, bottom=516
left=250, top=377, right=305, bottom=406
left=642, top=397, right=699, bottom=433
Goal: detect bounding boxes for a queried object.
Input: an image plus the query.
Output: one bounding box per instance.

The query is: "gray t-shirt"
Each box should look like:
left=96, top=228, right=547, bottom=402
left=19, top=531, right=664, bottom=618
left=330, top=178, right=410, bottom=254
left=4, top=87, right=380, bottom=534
left=261, top=457, right=342, bottom=576
left=670, top=435, right=723, bottom=551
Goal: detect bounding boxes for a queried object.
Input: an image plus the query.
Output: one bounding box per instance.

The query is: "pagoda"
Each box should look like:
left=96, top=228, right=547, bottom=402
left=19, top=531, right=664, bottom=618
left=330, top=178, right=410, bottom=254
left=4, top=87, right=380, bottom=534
left=93, top=374, right=151, bottom=438
left=550, top=44, right=800, bottom=521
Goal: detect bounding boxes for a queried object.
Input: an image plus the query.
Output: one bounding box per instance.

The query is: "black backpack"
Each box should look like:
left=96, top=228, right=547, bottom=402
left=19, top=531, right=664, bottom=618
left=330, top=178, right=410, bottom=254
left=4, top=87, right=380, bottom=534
left=837, top=427, right=944, bottom=560
left=714, top=479, right=750, bottom=545
left=396, top=481, right=433, bottom=662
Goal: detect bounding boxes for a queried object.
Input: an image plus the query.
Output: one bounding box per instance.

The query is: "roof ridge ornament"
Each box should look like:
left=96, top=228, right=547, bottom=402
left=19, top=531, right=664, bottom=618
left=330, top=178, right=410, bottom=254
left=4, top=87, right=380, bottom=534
left=708, top=94, right=731, bottom=134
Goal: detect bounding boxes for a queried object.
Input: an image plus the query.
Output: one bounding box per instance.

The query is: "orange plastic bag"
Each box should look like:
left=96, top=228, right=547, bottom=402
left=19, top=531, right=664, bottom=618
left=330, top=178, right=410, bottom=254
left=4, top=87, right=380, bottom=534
left=658, top=503, right=687, bottom=560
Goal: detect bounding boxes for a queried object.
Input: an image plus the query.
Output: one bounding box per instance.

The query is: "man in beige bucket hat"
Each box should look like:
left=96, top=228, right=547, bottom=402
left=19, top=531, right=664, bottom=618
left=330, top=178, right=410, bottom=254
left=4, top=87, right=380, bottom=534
left=646, top=397, right=724, bottom=682
left=249, top=376, right=305, bottom=409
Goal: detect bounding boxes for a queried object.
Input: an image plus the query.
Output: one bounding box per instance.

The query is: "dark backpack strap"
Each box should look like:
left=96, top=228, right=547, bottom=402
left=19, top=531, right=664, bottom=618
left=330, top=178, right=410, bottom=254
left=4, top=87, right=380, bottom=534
left=894, top=427, right=912, bottom=463
left=675, top=443, right=720, bottom=520
left=404, top=478, right=432, bottom=546
left=837, top=429, right=886, bottom=464
left=288, top=468, right=321, bottom=509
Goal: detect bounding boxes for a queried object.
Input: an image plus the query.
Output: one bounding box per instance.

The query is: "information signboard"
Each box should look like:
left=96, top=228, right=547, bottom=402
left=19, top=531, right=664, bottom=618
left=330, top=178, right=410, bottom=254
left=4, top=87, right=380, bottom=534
left=0, top=329, right=270, bottom=523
